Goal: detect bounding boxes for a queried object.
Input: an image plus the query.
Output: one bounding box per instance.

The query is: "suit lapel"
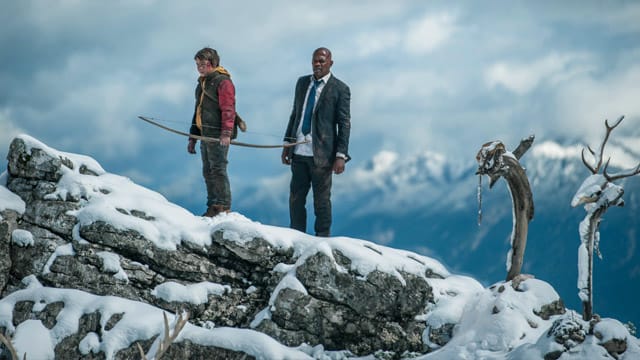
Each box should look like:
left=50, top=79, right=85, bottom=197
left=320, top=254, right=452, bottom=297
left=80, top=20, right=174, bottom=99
left=296, top=76, right=312, bottom=120
left=298, top=76, right=312, bottom=103
left=314, top=76, right=334, bottom=113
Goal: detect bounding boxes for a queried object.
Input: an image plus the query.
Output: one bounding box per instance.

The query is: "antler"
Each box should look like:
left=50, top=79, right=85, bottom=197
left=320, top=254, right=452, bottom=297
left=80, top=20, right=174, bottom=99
left=581, top=115, right=640, bottom=182
left=604, top=159, right=640, bottom=182
left=155, top=311, right=188, bottom=360
left=582, top=116, right=625, bottom=174
left=0, top=332, right=20, bottom=360
left=581, top=148, right=598, bottom=174
left=137, top=311, right=189, bottom=360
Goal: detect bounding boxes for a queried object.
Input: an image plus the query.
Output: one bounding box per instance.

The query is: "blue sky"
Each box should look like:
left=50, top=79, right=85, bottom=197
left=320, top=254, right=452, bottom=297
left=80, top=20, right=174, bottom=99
left=2, top=0, right=640, bottom=214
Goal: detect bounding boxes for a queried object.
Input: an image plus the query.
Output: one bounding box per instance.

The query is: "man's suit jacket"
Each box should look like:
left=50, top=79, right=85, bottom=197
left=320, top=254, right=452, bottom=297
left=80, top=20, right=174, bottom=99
left=283, top=74, right=351, bottom=168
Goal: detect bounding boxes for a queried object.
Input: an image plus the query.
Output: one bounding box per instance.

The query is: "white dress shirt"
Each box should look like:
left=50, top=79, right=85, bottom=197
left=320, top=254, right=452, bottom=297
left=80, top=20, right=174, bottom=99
left=293, top=73, right=331, bottom=157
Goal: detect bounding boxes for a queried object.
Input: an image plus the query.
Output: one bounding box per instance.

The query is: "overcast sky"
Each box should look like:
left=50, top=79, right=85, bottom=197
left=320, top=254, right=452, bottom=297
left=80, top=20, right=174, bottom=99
left=2, top=0, right=640, bottom=212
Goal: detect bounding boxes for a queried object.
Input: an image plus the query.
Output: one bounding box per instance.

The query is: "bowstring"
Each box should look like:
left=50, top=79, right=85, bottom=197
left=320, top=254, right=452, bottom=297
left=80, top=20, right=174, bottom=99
left=144, top=116, right=298, bottom=142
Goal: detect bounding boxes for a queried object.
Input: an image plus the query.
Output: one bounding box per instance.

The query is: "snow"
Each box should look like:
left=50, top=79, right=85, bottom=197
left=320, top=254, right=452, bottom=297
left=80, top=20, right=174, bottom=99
left=11, top=229, right=34, bottom=247
left=42, top=243, right=75, bottom=275
left=505, top=181, right=516, bottom=274
left=0, top=171, right=25, bottom=219
left=78, top=332, right=101, bottom=355
left=418, top=279, right=561, bottom=359
left=1, top=135, right=639, bottom=359
left=13, top=320, right=56, bottom=360
left=595, top=318, right=632, bottom=343
left=151, top=281, right=230, bottom=305
left=0, top=282, right=311, bottom=360
left=571, top=174, right=608, bottom=207
left=269, top=273, right=309, bottom=306
left=9, top=135, right=213, bottom=252
left=577, top=242, right=590, bottom=303
left=572, top=168, right=627, bottom=313
left=96, top=251, right=129, bottom=282
left=419, top=275, right=484, bottom=329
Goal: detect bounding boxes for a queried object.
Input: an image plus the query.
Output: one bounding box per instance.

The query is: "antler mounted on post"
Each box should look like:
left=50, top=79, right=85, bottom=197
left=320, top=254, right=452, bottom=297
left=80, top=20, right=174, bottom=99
left=476, top=135, right=535, bottom=282
left=572, top=115, right=640, bottom=322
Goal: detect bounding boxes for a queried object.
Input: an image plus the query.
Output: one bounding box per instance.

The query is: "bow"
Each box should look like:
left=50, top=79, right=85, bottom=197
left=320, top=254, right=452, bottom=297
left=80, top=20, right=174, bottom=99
left=137, top=116, right=308, bottom=149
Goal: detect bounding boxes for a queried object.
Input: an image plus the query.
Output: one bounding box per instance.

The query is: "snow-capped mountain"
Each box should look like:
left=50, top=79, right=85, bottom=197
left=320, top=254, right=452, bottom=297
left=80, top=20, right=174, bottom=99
left=238, top=135, right=640, bottom=329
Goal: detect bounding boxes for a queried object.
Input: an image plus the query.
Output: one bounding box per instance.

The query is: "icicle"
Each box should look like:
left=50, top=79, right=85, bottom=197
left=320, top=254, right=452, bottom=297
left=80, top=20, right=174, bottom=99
left=477, top=174, right=483, bottom=225
left=594, top=230, right=602, bottom=259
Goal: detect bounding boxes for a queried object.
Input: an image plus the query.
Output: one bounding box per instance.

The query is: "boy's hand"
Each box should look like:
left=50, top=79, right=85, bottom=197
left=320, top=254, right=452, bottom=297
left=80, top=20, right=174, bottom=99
left=187, top=139, right=197, bottom=154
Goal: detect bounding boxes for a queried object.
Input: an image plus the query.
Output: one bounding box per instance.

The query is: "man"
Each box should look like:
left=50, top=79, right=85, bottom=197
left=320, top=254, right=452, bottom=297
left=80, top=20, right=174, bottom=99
left=187, top=47, right=237, bottom=217
left=281, top=47, right=351, bottom=237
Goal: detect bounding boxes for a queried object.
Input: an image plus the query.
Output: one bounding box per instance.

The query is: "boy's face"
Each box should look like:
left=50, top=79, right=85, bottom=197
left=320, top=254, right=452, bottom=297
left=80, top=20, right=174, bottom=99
left=196, top=59, right=213, bottom=76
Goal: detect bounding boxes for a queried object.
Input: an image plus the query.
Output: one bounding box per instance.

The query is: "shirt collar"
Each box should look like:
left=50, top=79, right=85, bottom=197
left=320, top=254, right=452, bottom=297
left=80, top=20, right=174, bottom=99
left=311, top=72, right=331, bottom=84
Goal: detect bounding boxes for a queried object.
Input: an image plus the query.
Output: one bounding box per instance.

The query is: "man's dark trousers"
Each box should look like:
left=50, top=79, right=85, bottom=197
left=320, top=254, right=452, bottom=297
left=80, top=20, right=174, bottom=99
left=289, top=154, right=332, bottom=237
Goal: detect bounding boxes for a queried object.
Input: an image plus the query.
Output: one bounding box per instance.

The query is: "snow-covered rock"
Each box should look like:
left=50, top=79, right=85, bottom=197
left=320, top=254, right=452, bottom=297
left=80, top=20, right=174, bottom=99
left=1, top=135, right=638, bottom=359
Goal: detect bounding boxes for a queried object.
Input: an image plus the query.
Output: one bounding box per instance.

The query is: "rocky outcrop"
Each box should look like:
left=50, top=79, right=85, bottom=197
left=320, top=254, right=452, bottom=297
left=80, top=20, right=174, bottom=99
left=0, top=209, right=18, bottom=292
left=2, top=135, right=637, bottom=360
left=0, top=136, right=450, bottom=359
left=257, top=251, right=434, bottom=355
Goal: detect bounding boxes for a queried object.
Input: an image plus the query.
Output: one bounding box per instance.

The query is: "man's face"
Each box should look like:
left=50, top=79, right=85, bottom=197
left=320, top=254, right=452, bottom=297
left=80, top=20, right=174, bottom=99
left=196, top=59, right=213, bottom=76
left=312, top=50, right=333, bottom=79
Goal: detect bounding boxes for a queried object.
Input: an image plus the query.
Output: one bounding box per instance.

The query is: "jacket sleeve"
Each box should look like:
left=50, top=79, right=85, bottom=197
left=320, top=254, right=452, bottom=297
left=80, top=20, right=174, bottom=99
left=283, top=77, right=304, bottom=143
left=334, top=83, right=351, bottom=160
left=189, top=84, right=202, bottom=136
left=218, top=79, right=236, bottom=135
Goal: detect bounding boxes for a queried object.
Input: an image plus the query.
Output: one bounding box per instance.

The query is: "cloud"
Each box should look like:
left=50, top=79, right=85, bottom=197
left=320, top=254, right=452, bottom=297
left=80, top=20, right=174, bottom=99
left=156, top=163, right=203, bottom=200
left=530, top=141, right=583, bottom=160
left=355, top=68, right=455, bottom=110
left=354, top=29, right=402, bottom=58
left=404, top=12, right=458, bottom=55
left=2, top=1, right=639, bottom=217
left=540, top=1, right=640, bottom=35
left=485, top=53, right=593, bottom=94
left=349, top=10, right=458, bottom=58
left=554, top=64, right=640, bottom=143
left=0, top=109, right=23, bottom=153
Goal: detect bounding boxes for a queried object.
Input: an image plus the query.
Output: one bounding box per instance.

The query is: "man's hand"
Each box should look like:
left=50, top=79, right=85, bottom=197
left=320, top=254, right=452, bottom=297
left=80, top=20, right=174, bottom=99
left=333, top=157, right=346, bottom=174
left=220, top=135, right=231, bottom=147
left=187, top=138, right=197, bottom=154
left=281, top=148, right=291, bottom=165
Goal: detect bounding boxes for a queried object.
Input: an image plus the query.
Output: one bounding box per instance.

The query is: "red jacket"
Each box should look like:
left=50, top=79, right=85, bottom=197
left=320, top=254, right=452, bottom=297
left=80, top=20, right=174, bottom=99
left=217, top=79, right=236, bottom=135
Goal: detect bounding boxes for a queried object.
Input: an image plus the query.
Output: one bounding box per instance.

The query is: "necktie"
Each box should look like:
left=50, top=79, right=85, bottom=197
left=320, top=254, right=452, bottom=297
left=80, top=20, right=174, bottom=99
left=301, top=79, right=321, bottom=135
